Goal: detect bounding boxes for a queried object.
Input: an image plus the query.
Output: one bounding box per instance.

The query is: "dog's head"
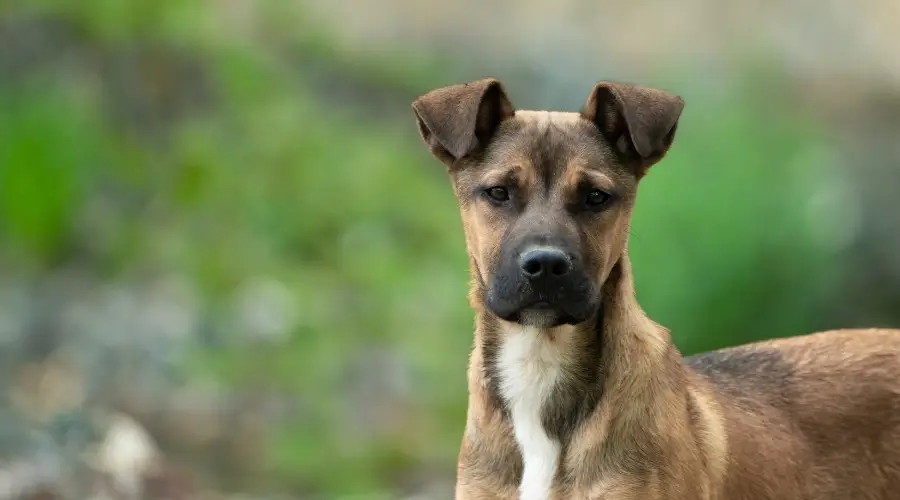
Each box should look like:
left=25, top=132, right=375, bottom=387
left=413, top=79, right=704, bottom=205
left=412, top=79, right=683, bottom=328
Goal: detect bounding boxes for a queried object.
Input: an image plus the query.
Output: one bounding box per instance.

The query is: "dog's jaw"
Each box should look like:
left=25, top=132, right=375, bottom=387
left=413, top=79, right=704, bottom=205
left=485, top=289, right=598, bottom=328
left=516, top=308, right=562, bottom=329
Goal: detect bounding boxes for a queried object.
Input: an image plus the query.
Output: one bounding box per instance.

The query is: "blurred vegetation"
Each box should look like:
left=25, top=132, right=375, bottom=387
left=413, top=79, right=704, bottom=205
left=0, top=1, right=856, bottom=498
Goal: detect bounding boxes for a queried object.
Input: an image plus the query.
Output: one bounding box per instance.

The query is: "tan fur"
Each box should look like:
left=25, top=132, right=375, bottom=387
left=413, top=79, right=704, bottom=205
left=412, top=78, right=900, bottom=499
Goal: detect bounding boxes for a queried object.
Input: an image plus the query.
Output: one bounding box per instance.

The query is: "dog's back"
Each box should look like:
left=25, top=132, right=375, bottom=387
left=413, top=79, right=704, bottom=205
left=687, top=328, right=900, bottom=499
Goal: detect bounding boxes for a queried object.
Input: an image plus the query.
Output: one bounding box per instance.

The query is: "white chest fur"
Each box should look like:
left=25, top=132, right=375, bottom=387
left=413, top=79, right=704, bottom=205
left=497, top=326, right=566, bottom=500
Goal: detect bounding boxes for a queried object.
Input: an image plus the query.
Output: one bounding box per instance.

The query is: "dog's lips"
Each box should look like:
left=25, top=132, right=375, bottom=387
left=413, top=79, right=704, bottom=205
left=485, top=279, right=597, bottom=326
left=488, top=297, right=593, bottom=327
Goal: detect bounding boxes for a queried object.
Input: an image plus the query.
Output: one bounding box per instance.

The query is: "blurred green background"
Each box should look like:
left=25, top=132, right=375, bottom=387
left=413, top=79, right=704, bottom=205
left=2, top=1, right=900, bottom=498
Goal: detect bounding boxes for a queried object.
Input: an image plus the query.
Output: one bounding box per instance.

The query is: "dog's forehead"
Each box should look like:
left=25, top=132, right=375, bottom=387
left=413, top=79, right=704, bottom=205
left=514, top=110, right=584, bottom=127
left=482, top=109, right=620, bottom=183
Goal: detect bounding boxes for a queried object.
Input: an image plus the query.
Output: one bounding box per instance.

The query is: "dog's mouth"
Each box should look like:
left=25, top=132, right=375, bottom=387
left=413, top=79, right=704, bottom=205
left=517, top=309, right=579, bottom=328
left=487, top=295, right=594, bottom=328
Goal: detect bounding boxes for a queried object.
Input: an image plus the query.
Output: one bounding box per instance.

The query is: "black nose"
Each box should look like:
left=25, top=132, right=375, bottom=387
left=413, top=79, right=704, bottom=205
left=519, top=247, right=572, bottom=279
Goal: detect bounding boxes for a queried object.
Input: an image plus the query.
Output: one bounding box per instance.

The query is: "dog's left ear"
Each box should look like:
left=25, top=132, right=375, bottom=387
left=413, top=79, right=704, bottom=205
left=582, top=81, right=684, bottom=170
left=411, top=78, right=515, bottom=167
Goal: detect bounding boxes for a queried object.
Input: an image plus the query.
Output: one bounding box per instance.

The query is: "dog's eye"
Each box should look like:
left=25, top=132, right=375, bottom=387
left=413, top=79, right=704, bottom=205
left=485, top=186, right=510, bottom=203
left=585, top=189, right=611, bottom=208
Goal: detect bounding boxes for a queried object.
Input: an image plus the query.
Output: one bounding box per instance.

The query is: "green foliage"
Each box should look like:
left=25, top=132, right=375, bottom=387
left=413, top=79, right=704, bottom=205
left=0, top=84, right=105, bottom=266
left=17, top=0, right=208, bottom=43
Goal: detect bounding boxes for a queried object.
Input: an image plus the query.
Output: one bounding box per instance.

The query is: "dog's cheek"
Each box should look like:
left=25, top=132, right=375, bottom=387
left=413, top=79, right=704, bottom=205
left=482, top=242, right=507, bottom=295
left=578, top=222, right=609, bottom=283
left=607, top=209, right=632, bottom=269
left=585, top=208, right=631, bottom=283
left=463, top=206, right=504, bottom=287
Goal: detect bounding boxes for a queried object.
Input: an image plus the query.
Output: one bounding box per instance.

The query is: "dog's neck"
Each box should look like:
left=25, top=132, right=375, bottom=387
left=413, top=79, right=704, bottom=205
left=467, top=252, right=682, bottom=452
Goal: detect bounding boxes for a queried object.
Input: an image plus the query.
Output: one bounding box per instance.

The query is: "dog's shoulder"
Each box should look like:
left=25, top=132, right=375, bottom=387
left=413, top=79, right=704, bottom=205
left=687, top=328, right=900, bottom=373
left=686, top=328, right=900, bottom=414
left=685, top=342, right=794, bottom=408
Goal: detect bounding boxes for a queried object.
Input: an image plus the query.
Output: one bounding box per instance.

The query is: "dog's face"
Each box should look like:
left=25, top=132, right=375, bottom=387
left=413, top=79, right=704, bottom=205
left=412, top=79, right=683, bottom=328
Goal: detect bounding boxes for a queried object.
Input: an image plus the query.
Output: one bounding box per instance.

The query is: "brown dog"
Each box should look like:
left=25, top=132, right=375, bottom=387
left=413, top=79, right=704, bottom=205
left=410, top=78, right=900, bottom=499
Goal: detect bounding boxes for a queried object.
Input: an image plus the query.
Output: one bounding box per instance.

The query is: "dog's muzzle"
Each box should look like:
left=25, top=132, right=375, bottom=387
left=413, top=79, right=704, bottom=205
left=486, top=245, right=596, bottom=327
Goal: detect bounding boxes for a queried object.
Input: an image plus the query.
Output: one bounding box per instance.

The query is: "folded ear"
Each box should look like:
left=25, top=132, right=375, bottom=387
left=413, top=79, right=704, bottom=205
left=411, top=78, right=515, bottom=166
left=582, top=81, right=684, bottom=169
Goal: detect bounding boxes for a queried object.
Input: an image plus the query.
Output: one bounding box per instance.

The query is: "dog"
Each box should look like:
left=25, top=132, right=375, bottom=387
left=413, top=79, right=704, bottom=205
left=410, top=78, right=900, bottom=499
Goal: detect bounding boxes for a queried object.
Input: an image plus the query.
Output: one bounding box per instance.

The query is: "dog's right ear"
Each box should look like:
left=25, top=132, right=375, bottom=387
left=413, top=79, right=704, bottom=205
left=411, top=78, right=515, bottom=166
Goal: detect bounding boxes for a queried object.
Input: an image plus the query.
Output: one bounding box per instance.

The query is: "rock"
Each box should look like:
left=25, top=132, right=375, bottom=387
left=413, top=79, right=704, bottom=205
left=84, top=412, right=160, bottom=499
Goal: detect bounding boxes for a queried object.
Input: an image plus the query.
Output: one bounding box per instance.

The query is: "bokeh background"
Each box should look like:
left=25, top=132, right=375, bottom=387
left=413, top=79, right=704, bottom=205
left=2, top=1, right=900, bottom=498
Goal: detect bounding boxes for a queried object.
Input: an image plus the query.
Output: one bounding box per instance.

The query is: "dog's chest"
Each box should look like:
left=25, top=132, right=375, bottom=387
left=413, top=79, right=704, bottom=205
left=497, top=327, right=566, bottom=500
